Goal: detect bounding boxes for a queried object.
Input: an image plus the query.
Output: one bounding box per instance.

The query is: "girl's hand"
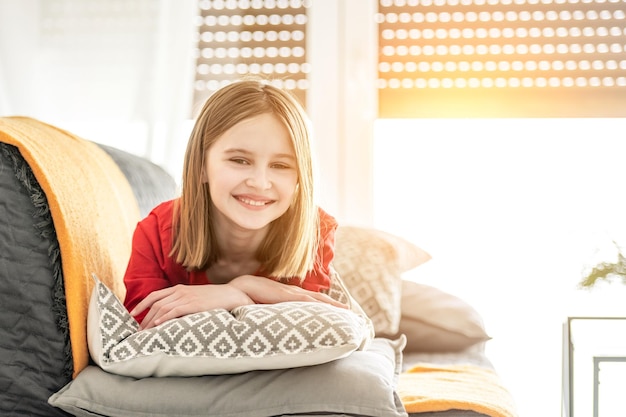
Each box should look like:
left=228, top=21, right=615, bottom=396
left=130, top=283, right=253, bottom=330
left=131, top=276, right=347, bottom=330
left=230, top=275, right=348, bottom=309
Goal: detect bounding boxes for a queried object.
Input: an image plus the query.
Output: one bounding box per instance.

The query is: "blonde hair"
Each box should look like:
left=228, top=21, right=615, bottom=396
left=171, top=79, right=319, bottom=280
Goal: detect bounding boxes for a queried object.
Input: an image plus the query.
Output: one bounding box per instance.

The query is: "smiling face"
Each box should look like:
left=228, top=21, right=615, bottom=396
left=205, top=112, right=298, bottom=236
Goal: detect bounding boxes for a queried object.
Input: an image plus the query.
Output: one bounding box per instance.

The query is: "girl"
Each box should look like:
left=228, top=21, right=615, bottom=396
left=123, top=79, right=346, bottom=329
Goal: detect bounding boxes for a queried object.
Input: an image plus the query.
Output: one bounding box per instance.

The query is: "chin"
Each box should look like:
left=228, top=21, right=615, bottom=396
left=233, top=215, right=281, bottom=231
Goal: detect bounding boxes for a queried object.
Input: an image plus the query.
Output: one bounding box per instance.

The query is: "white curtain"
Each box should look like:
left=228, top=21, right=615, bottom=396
left=0, top=0, right=198, bottom=177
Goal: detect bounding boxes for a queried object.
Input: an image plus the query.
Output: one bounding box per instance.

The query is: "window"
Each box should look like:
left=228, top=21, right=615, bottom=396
left=193, top=0, right=311, bottom=111
left=377, top=0, right=626, bottom=117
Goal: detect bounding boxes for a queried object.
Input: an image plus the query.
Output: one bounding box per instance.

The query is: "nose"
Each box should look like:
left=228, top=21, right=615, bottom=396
left=245, top=166, right=272, bottom=190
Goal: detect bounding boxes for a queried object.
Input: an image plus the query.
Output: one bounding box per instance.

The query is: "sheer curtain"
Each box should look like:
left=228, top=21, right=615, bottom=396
left=0, top=0, right=198, bottom=177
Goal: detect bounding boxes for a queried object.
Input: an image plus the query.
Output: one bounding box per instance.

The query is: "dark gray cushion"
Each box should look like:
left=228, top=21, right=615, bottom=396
left=0, top=143, right=71, bottom=417
left=0, top=141, right=177, bottom=416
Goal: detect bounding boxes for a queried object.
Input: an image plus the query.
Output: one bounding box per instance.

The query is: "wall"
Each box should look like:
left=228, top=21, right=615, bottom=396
left=306, top=0, right=378, bottom=226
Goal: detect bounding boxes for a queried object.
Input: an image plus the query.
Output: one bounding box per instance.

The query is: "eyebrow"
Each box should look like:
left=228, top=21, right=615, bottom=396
left=224, top=148, right=296, bottom=161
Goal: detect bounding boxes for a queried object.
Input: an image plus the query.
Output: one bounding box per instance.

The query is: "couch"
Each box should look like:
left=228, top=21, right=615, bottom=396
left=0, top=116, right=517, bottom=417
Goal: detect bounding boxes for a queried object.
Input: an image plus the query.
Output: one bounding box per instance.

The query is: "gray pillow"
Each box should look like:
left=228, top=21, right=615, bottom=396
left=49, top=337, right=408, bottom=417
left=379, top=281, right=491, bottom=353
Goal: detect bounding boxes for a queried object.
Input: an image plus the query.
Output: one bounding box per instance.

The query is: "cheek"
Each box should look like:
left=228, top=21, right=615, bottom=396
left=277, top=173, right=299, bottom=195
left=206, top=166, right=230, bottom=196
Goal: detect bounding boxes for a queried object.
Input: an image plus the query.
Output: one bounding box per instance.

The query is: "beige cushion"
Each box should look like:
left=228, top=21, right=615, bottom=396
left=381, top=280, right=491, bottom=352
left=333, top=226, right=431, bottom=335
left=87, top=275, right=373, bottom=378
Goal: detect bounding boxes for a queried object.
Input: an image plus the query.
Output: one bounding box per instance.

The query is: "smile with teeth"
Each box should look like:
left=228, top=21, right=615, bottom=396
left=236, top=196, right=271, bottom=206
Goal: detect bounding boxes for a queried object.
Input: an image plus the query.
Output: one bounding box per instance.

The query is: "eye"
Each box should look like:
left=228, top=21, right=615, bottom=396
left=230, top=158, right=250, bottom=165
left=271, top=162, right=292, bottom=169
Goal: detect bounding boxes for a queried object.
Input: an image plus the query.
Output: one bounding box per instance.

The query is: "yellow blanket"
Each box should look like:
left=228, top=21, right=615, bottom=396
left=0, top=116, right=139, bottom=378
left=399, top=363, right=518, bottom=417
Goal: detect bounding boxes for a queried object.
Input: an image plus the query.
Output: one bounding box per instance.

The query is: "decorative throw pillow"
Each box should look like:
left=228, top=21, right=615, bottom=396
left=379, top=280, right=491, bottom=352
left=87, top=275, right=373, bottom=378
left=333, top=226, right=431, bottom=336
left=50, top=337, right=408, bottom=417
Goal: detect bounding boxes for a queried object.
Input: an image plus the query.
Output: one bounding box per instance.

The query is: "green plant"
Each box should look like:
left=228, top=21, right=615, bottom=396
left=580, top=248, right=626, bottom=288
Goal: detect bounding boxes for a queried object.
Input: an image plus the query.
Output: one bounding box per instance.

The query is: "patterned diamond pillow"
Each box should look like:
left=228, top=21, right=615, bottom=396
left=333, top=226, right=431, bottom=336
left=87, top=275, right=373, bottom=378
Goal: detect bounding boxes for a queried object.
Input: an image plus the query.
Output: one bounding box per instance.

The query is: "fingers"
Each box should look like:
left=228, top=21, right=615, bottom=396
left=233, top=275, right=349, bottom=308
left=139, top=297, right=175, bottom=330
left=135, top=284, right=256, bottom=330
left=135, top=287, right=182, bottom=329
left=304, top=290, right=349, bottom=309
left=129, top=286, right=173, bottom=317
left=271, top=282, right=349, bottom=309
left=141, top=301, right=183, bottom=329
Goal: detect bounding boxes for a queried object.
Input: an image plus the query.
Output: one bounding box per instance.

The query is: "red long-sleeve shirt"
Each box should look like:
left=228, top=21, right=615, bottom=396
left=123, top=199, right=337, bottom=323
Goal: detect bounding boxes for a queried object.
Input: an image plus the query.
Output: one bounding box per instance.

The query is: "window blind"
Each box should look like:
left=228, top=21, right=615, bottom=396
left=377, top=0, right=626, bottom=117
left=193, top=0, right=310, bottom=111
